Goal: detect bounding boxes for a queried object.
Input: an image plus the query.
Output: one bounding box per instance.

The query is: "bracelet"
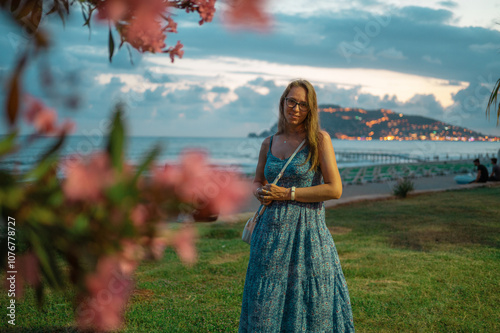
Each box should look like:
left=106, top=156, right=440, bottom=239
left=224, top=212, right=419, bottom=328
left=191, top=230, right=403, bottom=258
left=291, top=186, right=296, bottom=201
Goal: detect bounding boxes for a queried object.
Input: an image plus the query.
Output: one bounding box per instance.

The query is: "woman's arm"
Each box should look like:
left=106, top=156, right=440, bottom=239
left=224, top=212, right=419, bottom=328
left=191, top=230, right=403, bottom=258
left=254, top=137, right=272, bottom=205
left=262, top=131, right=342, bottom=203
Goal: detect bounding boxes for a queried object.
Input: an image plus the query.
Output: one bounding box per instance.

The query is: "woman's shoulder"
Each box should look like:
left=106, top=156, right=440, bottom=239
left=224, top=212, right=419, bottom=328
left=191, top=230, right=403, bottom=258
left=260, top=135, right=272, bottom=151
left=263, top=135, right=272, bottom=145
left=318, top=130, right=331, bottom=140
left=317, top=130, right=334, bottom=153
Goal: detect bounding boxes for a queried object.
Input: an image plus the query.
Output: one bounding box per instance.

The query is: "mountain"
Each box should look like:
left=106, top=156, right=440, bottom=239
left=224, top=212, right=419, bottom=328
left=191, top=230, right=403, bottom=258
left=248, top=105, right=499, bottom=141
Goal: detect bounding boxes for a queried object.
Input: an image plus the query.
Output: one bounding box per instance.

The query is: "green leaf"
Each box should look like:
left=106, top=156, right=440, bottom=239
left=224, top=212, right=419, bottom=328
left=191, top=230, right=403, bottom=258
left=63, top=0, right=69, bottom=13
left=15, top=0, right=35, bottom=21
left=0, top=131, right=18, bottom=157
left=72, top=214, right=89, bottom=234
left=0, top=170, right=15, bottom=187
left=486, top=78, right=500, bottom=126
left=11, top=0, right=21, bottom=12
left=29, top=230, right=62, bottom=289
left=2, top=187, right=24, bottom=209
left=108, top=26, right=115, bottom=63
left=106, top=105, right=126, bottom=172
left=35, top=284, right=44, bottom=309
left=133, top=143, right=162, bottom=184
left=38, top=132, right=66, bottom=162
left=5, top=72, right=20, bottom=126
left=30, top=206, right=56, bottom=226
left=46, top=2, right=58, bottom=16
left=106, top=182, right=132, bottom=204
left=29, top=0, right=43, bottom=33
left=22, top=154, right=59, bottom=182
left=81, top=4, right=88, bottom=23
left=48, top=191, right=64, bottom=207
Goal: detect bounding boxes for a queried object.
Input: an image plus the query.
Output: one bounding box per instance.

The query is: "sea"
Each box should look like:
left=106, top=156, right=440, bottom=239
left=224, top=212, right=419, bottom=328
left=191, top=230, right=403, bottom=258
left=2, top=135, right=499, bottom=176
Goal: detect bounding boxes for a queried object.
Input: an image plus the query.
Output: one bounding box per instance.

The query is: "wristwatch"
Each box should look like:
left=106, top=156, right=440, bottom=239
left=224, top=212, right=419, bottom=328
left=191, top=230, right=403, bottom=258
left=291, top=186, right=296, bottom=201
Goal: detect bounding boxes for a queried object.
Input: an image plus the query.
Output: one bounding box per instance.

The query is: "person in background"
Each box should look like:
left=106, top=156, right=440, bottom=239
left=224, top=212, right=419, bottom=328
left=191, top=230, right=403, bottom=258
left=471, top=158, right=488, bottom=183
left=489, top=158, right=500, bottom=181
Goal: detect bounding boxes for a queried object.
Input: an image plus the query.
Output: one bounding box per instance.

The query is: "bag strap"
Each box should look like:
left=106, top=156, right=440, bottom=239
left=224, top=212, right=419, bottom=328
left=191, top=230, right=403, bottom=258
left=255, top=138, right=306, bottom=216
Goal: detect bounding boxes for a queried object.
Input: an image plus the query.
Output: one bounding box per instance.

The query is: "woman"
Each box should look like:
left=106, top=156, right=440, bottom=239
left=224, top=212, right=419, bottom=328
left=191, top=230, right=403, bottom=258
left=239, top=79, right=355, bottom=332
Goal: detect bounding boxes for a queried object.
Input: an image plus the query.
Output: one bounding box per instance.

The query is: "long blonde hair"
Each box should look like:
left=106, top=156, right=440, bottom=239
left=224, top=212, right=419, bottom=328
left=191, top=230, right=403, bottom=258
left=277, top=79, right=321, bottom=172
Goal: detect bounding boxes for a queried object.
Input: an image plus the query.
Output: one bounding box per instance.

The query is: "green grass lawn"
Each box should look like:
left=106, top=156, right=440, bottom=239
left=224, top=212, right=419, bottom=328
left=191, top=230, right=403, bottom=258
left=2, top=187, right=499, bottom=332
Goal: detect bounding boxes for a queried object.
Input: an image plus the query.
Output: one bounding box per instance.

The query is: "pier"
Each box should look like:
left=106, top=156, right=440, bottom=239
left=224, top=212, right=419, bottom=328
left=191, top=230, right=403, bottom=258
left=335, top=150, right=499, bottom=165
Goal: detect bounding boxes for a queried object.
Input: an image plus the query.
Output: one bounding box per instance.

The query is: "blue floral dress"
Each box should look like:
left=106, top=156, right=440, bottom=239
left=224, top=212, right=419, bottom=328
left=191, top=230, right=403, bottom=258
left=239, top=135, right=355, bottom=332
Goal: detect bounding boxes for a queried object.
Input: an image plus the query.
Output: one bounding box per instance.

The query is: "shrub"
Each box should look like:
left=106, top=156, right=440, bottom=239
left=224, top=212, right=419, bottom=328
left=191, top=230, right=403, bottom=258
left=393, top=177, right=415, bottom=198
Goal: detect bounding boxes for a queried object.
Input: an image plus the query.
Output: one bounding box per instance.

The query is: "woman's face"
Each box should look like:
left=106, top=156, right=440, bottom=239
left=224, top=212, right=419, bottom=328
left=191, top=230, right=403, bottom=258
left=283, top=86, right=309, bottom=127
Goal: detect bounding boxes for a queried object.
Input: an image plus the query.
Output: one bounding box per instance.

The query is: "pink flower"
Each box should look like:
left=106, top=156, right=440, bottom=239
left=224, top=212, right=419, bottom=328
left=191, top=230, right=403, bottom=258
left=96, top=0, right=167, bottom=23
left=23, top=95, right=74, bottom=135
left=96, top=0, right=128, bottom=22
left=123, top=11, right=167, bottom=53
left=62, top=151, right=115, bottom=203
left=224, top=0, right=271, bottom=30
left=130, top=204, right=148, bottom=227
left=19, top=252, right=41, bottom=287
left=195, top=0, right=216, bottom=25
left=172, top=224, right=197, bottom=265
left=59, top=120, right=76, bottom=135
left=168, top=41, right=184, bottom=63
left=27, top=105, right=56, bottom=133
left=3, top=252, right=40, bottom=299
left=152, top=163, right=182, bottom=188
left=204, top=169, right=249, bottom=215
left=118, top=239, right=143, bottom=275
left=76, top=255, right=134, bottom=332
left=97, top=0, right=170, bottom=53
left=154, top=149, right=250, bottom=217
left=149, top=237, right=168, bottom=260
left=165, top=15, right=178, bottom=33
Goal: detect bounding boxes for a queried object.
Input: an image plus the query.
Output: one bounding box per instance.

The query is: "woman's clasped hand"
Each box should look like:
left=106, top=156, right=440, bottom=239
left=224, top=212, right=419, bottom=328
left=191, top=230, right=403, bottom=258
left=255, top=184, right=291, bottom=205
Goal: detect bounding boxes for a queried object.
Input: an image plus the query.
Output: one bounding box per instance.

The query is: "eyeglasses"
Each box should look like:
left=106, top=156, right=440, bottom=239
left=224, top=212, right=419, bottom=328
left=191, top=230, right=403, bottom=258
left=285, top=97, right=309, bottom=112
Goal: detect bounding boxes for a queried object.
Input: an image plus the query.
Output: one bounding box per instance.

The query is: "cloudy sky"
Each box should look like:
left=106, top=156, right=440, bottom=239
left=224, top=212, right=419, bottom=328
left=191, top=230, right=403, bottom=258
left=1, top=0, right=500, bottom=137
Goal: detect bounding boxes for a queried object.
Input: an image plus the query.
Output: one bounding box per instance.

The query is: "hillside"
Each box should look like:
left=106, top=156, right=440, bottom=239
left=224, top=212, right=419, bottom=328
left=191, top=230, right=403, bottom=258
left=248, top=105, right=498, bottom=141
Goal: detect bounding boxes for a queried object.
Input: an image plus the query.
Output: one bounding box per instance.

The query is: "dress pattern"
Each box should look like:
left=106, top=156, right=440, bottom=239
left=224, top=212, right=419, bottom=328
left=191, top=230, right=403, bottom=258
left=239, top=135, right=355, bottom=332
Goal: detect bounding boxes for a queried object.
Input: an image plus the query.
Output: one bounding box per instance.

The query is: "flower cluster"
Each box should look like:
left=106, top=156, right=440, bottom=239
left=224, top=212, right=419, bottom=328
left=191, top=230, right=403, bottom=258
left=23, top=95, right=74, bottom=136
left=223, top=0, right=271, bottom=30
left=62, top=152, right=117, bottom=202
left=0, top=1, right=271, bottom=331
left=152, top=149, right=249, bottom=218
left=2, top=104, right=250, bottom=332
left=94, top=0, right=219, bottom=59
left=183, top=0, right=217, bottom=25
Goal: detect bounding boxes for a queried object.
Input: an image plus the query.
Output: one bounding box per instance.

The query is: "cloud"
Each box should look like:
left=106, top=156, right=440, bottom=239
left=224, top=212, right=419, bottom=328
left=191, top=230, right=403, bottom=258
left=398, top=6, right=453, bottom=24
left=216, top=78, right=283, bottom=122
left=377, top=47, right=406, bottom=60
left=1, top=2, right=500, bottom=138
left=441, top=75, right=500, bottom=135
left=170, top=6, right=500, bottom=83
left=469, top=43, right=500, bottom=53
left=211, top=86, right=230, bottom=93
left=438, top=1, right=458, bottom=9
left=422, top=55, right=442, bottom=64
